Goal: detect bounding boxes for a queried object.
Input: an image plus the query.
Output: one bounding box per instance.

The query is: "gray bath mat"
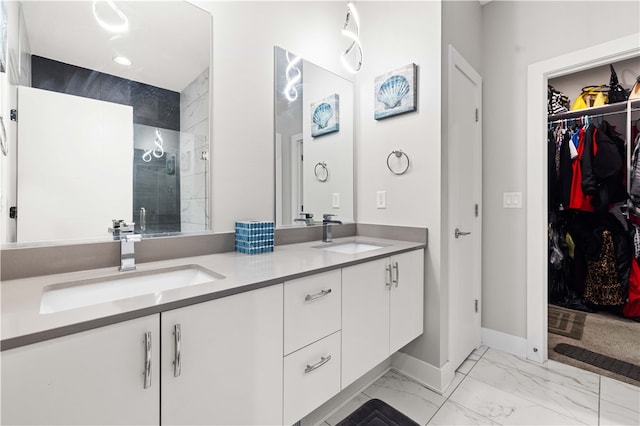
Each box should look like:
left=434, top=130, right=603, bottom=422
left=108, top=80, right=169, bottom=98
left=336, top=399, right=419, bottom=426
left=554, top=343, right=640, bottom=382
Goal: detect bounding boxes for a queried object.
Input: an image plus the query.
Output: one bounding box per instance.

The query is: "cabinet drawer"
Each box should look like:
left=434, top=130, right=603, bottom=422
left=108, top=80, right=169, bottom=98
left=283, top=331, right=341, bottom=425
left=284, top=269, right=341, bottom=355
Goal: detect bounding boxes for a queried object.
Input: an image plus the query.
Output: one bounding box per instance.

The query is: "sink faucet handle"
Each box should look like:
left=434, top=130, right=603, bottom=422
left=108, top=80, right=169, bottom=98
left=119, top=221, right=136, bottom=233
left=301, top=212, right=314, bottom=219
left=323, top=213, right=336, bottom=221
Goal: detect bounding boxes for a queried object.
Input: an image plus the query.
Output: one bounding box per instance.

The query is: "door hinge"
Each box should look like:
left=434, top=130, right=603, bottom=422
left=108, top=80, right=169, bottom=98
left=10, top=109, right=17, bottom=121
left=475, top=299, right=479, bottom=313
left=475, top=108, right=479, bottom=122
left=9, top=206, right=17, bottom=219
left=475, top=204, right=479, bottom=217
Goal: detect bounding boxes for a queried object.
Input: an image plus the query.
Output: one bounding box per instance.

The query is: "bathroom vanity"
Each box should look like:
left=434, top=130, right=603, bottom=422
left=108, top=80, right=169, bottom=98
left=1, top=237, right=425, bottom=425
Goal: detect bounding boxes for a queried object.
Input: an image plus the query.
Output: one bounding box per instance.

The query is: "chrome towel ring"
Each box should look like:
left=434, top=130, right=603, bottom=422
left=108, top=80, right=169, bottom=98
left=314, top=161, right=329, bottom=182
left=387, top=150, right=410, bottom=175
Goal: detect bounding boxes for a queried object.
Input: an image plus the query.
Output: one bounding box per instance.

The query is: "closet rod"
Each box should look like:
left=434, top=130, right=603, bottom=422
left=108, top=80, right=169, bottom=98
left=548, top=109, right=630, bottom=124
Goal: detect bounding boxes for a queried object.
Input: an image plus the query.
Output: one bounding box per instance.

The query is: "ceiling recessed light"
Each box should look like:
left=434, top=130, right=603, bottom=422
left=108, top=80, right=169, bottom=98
left=113, top=56, right=132, bottom=66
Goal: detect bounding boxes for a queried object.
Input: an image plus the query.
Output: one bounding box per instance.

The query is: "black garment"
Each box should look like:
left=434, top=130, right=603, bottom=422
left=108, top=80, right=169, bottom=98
left=580, top=123, right=626, bottom=213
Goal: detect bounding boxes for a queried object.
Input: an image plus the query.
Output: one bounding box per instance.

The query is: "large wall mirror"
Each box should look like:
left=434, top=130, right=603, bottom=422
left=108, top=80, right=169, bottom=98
left=1, top=1, right=211, bottom=244
left=274, top=46, right=354, bottom=227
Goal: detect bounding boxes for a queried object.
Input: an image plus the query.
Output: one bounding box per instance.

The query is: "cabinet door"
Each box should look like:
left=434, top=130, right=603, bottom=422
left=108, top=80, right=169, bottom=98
left=161, top=284, right=284, bottom=426
left=1, top=315, right=160, bottom=425
left=341, top=258, right=390, bottom=388
left=390, top=249, right=425, bottom=353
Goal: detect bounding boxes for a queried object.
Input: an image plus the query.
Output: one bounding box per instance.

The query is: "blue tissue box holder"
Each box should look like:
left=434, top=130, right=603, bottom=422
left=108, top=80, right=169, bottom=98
left=235, top=221, right=274, bottom=254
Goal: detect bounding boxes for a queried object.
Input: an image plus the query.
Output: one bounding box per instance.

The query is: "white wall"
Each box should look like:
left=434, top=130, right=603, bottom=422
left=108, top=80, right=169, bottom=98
left=482, top=1, right=640, bottom=339
left=354, top=1, right=443, bottom=367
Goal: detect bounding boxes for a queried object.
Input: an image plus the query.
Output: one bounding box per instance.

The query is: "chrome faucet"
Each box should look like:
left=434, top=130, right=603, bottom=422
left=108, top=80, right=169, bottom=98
left=294, top=212, right=315, bottom=226
left=322, top=214, right=342, bottom=243
left=109, top=220, right=141, bottom=271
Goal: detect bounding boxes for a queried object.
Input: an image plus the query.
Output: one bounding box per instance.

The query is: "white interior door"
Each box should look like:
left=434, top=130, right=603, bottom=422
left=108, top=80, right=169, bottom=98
left=448, top=45, right=482, bottom=371
left=17, top=86, right=133, bottom=242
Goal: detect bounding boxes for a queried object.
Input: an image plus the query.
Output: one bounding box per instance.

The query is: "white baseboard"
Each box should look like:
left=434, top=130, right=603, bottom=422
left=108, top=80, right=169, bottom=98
left=391, top=351, right=455, bottom=394
left=481, top=327, right=528, bottom=358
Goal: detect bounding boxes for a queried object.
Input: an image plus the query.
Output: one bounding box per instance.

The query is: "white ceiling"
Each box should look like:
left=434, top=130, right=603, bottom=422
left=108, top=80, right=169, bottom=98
left=20, top=1, right=211, bottom=92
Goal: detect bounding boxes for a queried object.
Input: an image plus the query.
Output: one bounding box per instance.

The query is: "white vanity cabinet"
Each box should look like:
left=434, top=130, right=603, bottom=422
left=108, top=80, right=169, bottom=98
left=1, top=284, right=284, bottom=426
left=341, top=249, right=424, bottom=388
left=1, top=315, right=161, bottom=425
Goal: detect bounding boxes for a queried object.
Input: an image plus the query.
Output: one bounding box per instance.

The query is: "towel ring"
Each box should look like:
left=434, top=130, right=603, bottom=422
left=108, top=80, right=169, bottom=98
left=387, top=150, right=410, bottom=175
left=314, top=161, right=329, bottom=182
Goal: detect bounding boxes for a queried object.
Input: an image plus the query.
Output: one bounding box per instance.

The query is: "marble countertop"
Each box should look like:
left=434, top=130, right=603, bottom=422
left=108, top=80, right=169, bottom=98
left=1, top=236, right=425, bottom=350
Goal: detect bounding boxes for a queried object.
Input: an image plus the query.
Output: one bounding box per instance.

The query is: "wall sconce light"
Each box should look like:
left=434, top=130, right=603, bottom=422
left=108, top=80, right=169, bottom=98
left=93, top=1, right=129, bottom=34
left=340, top=2, right=363, bottom=74
left=284, top=51, right=302, bottom=102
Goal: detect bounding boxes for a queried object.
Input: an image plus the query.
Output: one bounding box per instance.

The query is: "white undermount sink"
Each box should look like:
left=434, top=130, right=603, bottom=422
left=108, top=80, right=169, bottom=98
left=40, top=265, right=224, bottom=314
left=314, top=241, right=386, bottom=254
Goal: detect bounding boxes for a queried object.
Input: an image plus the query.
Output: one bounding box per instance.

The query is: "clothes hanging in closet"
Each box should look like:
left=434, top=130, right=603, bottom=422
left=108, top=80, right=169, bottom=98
left=548, top=117, right=633, bottom=315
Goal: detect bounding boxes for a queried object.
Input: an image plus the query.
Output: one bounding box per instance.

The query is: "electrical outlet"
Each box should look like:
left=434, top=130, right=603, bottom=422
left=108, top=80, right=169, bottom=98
left=376, top=191, right=387, bottom=209
left=332, top=193, right=340, bottom=208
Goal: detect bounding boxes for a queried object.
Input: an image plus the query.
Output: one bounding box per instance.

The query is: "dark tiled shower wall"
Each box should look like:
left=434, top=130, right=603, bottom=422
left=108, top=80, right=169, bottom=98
left=31, top=55, right=180, bottom=131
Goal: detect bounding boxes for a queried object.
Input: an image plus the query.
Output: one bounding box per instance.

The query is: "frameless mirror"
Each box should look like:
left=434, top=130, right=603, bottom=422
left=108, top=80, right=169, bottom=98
left=2, top=1, right=211, bottom=244
left=274, top=46, right=354, bottom=227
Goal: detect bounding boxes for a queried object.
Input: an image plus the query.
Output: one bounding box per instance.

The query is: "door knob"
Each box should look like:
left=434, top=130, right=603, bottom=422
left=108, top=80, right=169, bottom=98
left=455, top=228, right=471, bottom=239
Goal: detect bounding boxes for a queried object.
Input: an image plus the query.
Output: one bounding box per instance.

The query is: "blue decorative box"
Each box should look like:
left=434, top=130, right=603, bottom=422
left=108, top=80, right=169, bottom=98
left=235, top=221, right=274, bottom=254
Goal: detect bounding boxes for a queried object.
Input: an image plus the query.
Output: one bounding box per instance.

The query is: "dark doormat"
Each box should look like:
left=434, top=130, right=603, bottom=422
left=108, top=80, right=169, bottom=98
left=548, top=305, right=586, bottom=340
left=336, top=399, right=419, bottom=426
left=554, top=343, right=640, bottom=382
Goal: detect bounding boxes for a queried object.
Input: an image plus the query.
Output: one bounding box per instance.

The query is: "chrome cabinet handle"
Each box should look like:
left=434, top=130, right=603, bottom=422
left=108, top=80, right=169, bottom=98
left=385, top=264, right=392, bottom=289
left=140, top=207, right=146, bottom=231
left=304, top=355, right=332, bottom=374
left=392, top=261, right=399, bottom=287
left=143, top=331, right=152, bottom=389
left=173, top=324, right=181, bottom=377
left=455, top=228, right=471, bottom=239
left=304, top=289, right=332, bottom=302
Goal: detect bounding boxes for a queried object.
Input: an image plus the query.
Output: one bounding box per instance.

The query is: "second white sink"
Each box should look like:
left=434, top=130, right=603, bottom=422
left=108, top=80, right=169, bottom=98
left=40, top=265, right=224, bottom=314
left=315, top=241, right=386, bottom=254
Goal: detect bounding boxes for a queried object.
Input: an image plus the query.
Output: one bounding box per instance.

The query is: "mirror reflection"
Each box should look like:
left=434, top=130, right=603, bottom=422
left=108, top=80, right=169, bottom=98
left=1, top=1, right=211, bottom=244
left=274, top=46, right=354, bottom=227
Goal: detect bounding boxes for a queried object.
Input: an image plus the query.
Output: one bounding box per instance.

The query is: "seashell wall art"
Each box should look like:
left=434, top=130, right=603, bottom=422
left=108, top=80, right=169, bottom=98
left=311, top=93, right=340, bottom=137
left=374, top=63, right=417, bottom=120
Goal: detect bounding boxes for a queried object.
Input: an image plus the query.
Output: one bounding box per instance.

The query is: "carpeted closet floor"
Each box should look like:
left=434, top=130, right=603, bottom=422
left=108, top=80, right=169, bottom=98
left=548, top=304, right=640, bottom=387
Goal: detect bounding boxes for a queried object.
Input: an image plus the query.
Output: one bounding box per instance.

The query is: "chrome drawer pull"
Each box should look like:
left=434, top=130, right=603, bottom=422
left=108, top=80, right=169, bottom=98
left=143, top=331, right=152, bottom=389
left=304, top=355, right=332, bottom=374
left=173, top=324, right=181, bottom=377
left=304, top=289, right=332, bottom=302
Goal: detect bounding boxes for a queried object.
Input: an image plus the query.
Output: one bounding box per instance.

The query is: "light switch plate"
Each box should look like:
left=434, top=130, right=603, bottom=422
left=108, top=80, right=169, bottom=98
left=376, top=191, right=387, bottom=209
left=503, top=192, right=523, bottom=208
left=332, top=193, right=340, bottom=208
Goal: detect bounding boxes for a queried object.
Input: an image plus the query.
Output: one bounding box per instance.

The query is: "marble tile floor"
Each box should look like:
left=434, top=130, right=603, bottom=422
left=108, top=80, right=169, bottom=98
left=321, top=346, right=640, bottom=425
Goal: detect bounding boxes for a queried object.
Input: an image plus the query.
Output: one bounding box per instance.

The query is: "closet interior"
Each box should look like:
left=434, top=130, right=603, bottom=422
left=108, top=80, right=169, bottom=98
left=547, top=57, right=640, bottom=385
